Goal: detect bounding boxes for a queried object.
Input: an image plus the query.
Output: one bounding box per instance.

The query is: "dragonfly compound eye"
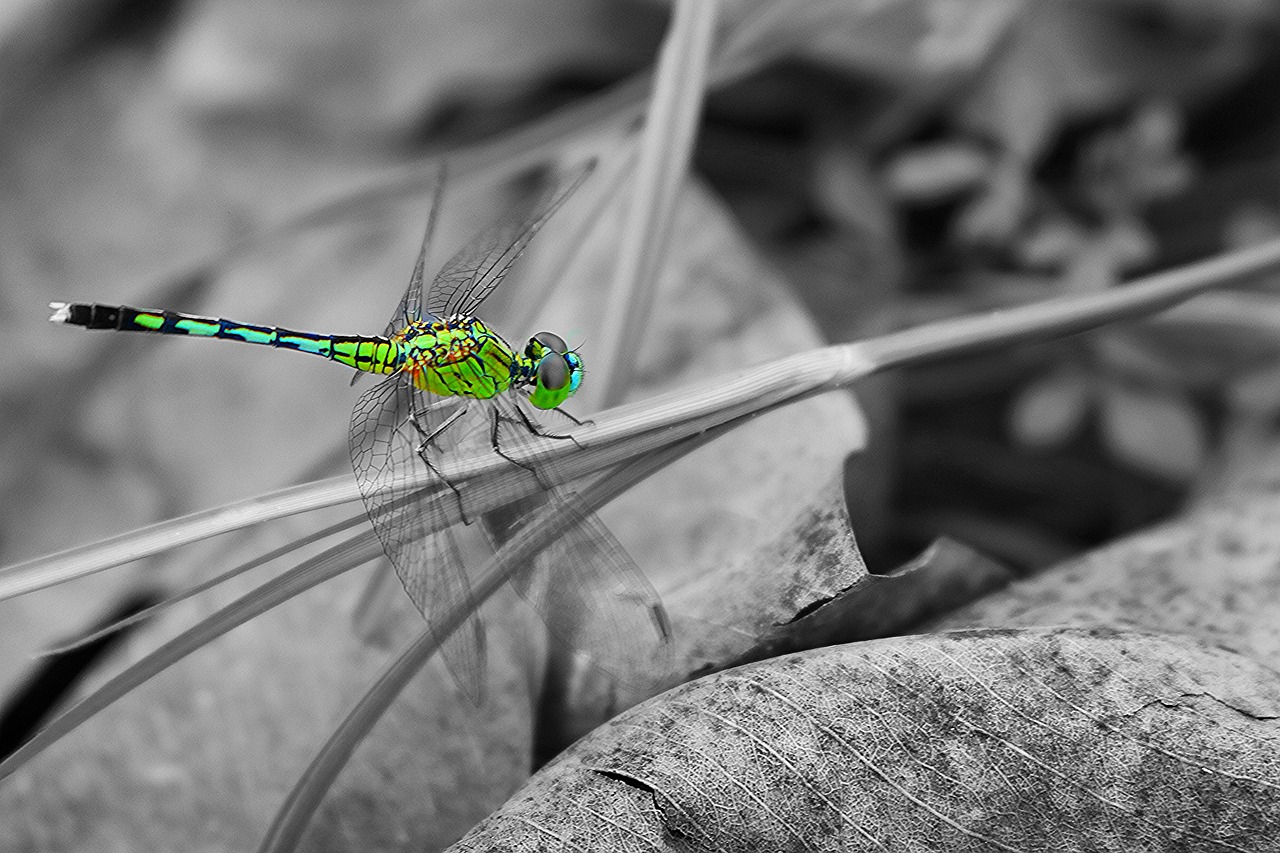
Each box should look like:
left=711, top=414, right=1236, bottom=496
left=533, top=331, right=568, bottom=354
left=537, top=353, right=570, bottom=391
left=528, top=350, right=582, bottom=409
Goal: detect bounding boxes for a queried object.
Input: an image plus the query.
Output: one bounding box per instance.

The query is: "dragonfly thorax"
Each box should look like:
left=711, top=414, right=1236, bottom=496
left=390, top=315, right=515, bottom=401
left=392, top=315, right=486, bottom=361
left=389, top=316, right=581, bottom=409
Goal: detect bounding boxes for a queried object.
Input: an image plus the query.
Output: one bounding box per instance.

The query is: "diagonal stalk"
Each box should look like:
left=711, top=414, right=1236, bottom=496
left=596, top=0, right=719, bottom=403
left=42, top=511, right=370, bottom=655
left=257, top=428, right=721, bottom=853
left=0, top=531, right=384, bottom=780
left=6, top=234, right=1280, bottom=601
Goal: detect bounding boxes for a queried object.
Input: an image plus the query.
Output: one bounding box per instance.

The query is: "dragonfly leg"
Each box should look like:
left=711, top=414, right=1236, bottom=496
left=414, top=401, right=469, bottom=446
left=489, top=406, right=543, bottom=481
left=405, top=402, right=475, bottom=525
left=550, top=407, right=591, bottom=448
left=553, top=406, right=592, bottom=428
left=426, top=455, right=474, bottom=525
left=493, top=405, right=592, bottom=498
left=491, top=403, right=592, bottom=497
left=511, top=402, right=586, bottom=449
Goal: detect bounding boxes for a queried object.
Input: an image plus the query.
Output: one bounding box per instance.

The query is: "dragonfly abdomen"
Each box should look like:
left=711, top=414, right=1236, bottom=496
left=49, top=302, right=402, bottom=375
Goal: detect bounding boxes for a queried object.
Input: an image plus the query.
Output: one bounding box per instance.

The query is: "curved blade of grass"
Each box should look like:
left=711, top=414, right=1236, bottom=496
left=42, top=510, right=371, bottom=656
left=597, top=0, right=719, bottom=404
left=0, top=530, right=384, bottom=781
left=0, top=476, right=360, bottom=601
left=5, top=2, right=943, bottom=604
left=12, top=232, right=1280, bottom=841
left=10, top=235, right=1280, bottom=603
left=257, top=430, right=719, bottom=853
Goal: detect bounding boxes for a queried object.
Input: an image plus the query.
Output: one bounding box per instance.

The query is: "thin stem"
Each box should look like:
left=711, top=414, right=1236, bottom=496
left=258, top=430, right=720, bottom=853
left=596, top=0, right=719, bottom=404
left=0, top=532, right=383, bottom=780
left=7, top=236, right=1280, bottom=601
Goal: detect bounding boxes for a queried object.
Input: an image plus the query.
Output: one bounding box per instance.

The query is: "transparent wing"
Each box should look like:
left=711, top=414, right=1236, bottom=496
left=425, top=160, right=595, bottom=320
left=486, top=395, right=672, bottom=688
left=385, top=162, right=449, bottom=335
left=526, top=504, right=673, bottom=689
left=350, top=164, right=447, bottom=387
left=348, top=374, right=487, bottom=702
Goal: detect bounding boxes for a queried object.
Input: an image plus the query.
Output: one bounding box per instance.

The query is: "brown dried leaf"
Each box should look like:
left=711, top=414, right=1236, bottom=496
left=2, top=171, right=862, bottom=852
left=451, top=627, right=1280, bottom=852
left=539, top=457, right=1010, bottom=761
left=936, top=487, right=1280, bottom=668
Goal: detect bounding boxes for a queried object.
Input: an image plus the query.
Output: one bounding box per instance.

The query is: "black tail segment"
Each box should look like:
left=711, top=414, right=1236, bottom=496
left=50, top=302, right=135, bottom=330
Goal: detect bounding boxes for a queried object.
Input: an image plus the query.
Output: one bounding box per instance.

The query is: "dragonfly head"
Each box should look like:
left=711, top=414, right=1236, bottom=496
left=525, top=331, right=582, bottom=410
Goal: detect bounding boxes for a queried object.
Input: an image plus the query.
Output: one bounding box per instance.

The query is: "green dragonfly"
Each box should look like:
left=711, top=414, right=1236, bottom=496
left=49, top=162, right=670, bottom=701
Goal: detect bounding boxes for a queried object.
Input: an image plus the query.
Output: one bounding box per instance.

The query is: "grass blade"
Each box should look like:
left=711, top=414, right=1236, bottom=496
left=0, top=476, right=361, bottom=601
left=0, top=530, right=383, bottom=781
left=258, top=432, right=719, bottom=853
left=596, top=0, right=719, bottom=403
left=42, top=511, right=370, bottom=656
left=9, top=236, right=1280, bottom=604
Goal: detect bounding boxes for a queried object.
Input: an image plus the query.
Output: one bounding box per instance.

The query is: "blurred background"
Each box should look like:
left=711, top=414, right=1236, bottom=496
left=5, top=0, right=1280, bottom=848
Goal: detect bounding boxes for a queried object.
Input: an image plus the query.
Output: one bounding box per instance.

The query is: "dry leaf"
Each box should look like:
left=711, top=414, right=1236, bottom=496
left=1, top=175, right=862, bottom=851
left=934, top=486, right=1280, bottom=666
left=452, top=627, right=1280, bottom=852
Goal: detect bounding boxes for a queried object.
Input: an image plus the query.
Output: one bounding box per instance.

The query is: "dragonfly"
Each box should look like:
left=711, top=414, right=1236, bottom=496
left=49, top=161, right=670, bottom=702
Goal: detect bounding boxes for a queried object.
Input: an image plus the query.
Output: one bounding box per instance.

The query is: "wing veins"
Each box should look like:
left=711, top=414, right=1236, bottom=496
left=426, top=160, right=596, bottom=320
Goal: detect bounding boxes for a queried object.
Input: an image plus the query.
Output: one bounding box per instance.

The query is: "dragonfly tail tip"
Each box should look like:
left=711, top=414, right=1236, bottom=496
left=48, top=302, right=71, bottom=323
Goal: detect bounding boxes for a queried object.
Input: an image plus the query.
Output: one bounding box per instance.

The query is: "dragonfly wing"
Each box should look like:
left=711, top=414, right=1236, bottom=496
left=349, top=374, right=488, bottom=702
left=424, top=160, right=595, bottom=320
left=523, top=501, right=672, bottom=688
left=350, top=163, right=446, bottom=388
left=383, top=162, right=449, bottom=336
left=486, top=396, right=672, bottom=688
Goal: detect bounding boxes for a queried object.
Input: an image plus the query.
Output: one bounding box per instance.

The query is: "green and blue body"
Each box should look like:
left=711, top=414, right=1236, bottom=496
left=49, top=302, right=582, bottom=410
left=46, top=162, right=675, bottom=702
